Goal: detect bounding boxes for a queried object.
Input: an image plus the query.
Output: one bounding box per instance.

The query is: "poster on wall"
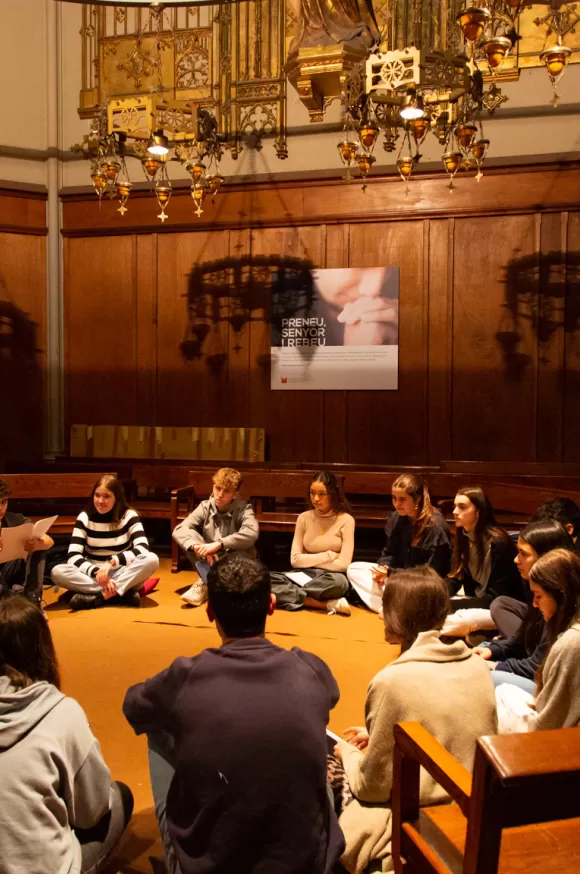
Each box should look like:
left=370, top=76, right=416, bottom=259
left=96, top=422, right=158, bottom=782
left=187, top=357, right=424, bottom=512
left=271, top=266, right=399, bottom=390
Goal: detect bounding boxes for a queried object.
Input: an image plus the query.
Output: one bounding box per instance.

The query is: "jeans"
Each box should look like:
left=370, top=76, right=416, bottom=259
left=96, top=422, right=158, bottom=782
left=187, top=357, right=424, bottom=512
left=51, top=552, right=159, bottom=596
left=148, top=732, right=182, bottom=874
left=492, top=670, right=536, bottom=696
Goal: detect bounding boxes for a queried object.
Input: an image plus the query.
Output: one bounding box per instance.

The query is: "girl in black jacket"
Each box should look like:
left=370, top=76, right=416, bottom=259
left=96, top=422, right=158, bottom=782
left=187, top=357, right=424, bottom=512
left=447, top=486, right=524, bottom=609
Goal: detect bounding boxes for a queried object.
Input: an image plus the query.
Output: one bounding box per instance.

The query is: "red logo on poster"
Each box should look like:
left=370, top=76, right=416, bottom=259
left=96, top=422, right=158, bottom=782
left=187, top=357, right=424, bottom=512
left=281, top=377, right=288, bottom=384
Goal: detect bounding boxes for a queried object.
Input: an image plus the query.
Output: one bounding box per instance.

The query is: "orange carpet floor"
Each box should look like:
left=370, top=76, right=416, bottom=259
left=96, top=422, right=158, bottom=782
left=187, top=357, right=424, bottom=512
left=44, top=559, right=398, bottom=874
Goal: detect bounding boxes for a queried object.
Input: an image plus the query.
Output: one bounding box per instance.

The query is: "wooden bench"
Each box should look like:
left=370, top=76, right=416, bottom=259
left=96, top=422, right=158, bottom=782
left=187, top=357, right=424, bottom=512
left=2, top=472, right=117, bottom=534
left=392, top=721, right=580, bottom=874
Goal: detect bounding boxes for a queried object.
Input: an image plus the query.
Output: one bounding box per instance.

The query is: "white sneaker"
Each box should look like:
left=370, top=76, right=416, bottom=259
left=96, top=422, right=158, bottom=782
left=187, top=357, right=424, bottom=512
left=327, top=597, right=351, bottom=616
left=181, top=581, right=208, bottom=606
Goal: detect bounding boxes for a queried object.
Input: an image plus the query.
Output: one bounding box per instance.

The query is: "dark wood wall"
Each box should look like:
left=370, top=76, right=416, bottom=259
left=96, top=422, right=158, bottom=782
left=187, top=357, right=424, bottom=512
left=61, top=162, right=580, bottom=465
left=0, top=189, right=47, bottom=465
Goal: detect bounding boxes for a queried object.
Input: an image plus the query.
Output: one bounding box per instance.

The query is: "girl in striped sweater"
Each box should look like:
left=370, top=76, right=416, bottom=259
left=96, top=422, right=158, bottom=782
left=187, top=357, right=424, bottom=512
left=51, top=475, right=159, bottom=611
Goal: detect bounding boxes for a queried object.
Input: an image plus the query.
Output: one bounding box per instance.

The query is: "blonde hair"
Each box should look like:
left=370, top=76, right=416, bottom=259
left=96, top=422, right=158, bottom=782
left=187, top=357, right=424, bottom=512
left=213, top=467, right=242, bottom=492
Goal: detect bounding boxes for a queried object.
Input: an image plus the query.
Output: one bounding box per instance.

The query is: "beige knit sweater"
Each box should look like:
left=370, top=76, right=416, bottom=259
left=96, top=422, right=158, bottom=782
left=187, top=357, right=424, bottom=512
left=337, top=630, right=498, bottom=874
left=290, top=509, right=355, bottom=572
left=535, top=621, right=580, bottom=730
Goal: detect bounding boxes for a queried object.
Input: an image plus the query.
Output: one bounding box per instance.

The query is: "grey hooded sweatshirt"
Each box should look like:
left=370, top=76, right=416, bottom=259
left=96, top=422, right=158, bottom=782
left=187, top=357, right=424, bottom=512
left=0, top=676, right=112, bottom=874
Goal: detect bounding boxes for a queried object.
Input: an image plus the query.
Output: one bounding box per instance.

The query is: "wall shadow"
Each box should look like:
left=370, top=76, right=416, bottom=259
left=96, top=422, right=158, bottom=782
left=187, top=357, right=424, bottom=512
left=0, top=298, right=43, bottom=469
left=181, top=254, right=316, bottom=368
left=499, top=250, right=580, bottom=377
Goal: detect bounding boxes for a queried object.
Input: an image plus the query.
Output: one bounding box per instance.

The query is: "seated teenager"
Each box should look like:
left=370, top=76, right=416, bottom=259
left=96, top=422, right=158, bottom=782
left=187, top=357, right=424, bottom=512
left=123, top=553, right=344, bottom=874
left=533, top=496, right=580, bottom=556
left=0, top=594, right=134, bottom=874
left=0, top=477, right=53, bottom=602
left=51, top=475, right=159, bottom=611
left=496, top=549, right=580, bottom=731
left=331, top=566, right=497, bottom=874
left=172, top=467, right=258, bottom=607
left=442, top=486, right=523, bottom=635
left=473, top=519, right=574, bottom=695
left=347, top=473, right=451, bottom=613
left=270, top=471, right=355, bottom=615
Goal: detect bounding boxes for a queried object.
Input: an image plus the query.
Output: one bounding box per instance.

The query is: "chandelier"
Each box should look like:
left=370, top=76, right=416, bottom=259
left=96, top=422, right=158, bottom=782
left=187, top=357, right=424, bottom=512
left=70, top=3, right=227, bottom=222
left=339, top=1, right=577, bottom=192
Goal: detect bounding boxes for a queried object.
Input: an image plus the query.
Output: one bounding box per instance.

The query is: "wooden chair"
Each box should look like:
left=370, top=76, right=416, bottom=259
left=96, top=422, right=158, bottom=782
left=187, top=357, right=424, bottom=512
left=392, top=721, right=580, bottom=874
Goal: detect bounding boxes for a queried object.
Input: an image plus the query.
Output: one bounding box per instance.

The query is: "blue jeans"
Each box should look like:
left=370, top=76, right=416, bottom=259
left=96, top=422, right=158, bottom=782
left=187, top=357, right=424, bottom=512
left=492, top=670, right=536, bottom=695
left=147, top=732, right=182, bottom=874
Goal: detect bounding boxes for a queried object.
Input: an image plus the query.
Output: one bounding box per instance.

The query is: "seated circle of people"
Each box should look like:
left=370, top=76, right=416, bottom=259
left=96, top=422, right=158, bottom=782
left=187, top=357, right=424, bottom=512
left=0, top=478, right=54, bottom=602
left=51, top=475, right=159, bottom=611
left=172, top=467, right=259, bottom=607
left=269, top=470, right=355, bottom=615
left=472, top=519, right=574, bottom=695
left=347, top=473, right=451, bottom=613
left=495, top=547, right=580, bottom=732
left=0, top=594, right=134, bottom=874
left=441, top=485, right=524, bottom=636
left=123, top=552, right=345, bottom=874
left=328, top=566, right=497, bottom=874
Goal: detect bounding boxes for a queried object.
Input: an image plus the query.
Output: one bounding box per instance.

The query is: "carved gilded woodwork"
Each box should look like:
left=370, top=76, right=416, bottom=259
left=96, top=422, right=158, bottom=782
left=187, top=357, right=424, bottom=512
left=79, top=1, right=580, bottom=139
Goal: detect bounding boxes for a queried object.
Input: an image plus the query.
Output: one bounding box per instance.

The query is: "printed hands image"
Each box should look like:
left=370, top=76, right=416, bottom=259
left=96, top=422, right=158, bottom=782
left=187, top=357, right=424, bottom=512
left=312, top=266, right=399, bottom=346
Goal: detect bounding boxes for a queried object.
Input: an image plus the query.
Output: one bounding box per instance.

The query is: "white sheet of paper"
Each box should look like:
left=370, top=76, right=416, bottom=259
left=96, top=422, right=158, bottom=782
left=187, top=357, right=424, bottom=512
left=284, top=571, right=312, bottom=587
left=0, top=523, right=34, bottom=562
left=33, top=515, right=58, bottom=539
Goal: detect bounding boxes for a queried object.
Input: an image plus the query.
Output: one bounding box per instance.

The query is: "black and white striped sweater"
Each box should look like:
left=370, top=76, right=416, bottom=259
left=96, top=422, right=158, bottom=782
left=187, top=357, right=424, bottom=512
left=67, top=509, right=150, bottom=578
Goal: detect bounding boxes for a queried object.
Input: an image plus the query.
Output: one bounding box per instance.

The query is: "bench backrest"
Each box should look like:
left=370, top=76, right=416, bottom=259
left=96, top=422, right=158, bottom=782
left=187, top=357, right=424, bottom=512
left=2, top=473, right=116, bottom=500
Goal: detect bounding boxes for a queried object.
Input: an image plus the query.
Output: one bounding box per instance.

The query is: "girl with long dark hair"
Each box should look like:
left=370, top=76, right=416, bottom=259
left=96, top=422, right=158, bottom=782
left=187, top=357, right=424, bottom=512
left=347, top=473, right=451, bottom=613
left=271, top=471, right=355, bottom=614
left=473, top=519, right=574, bottom=693
left=0, top=595, right=133, bottom=873
left=449, top=486, right=523, bottom=605
left=51, top=474, right=159, bottom=611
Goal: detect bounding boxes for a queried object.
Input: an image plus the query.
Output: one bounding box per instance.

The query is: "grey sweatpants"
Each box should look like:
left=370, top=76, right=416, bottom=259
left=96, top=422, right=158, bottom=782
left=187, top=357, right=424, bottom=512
left=51, top=552, right=159, bottom=596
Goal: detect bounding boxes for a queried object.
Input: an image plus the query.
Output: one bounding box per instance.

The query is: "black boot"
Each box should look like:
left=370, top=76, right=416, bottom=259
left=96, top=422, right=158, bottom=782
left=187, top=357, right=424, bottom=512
left=70, top=592, right=105, bottom=611
left=119, top=589, right=141, bottom=607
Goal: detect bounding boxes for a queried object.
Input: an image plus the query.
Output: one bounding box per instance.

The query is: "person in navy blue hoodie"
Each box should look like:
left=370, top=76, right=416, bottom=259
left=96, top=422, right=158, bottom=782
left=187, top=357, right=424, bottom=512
left=123, top=552, right=344, bottom=874
left=473, top=519, right=574, bottom=694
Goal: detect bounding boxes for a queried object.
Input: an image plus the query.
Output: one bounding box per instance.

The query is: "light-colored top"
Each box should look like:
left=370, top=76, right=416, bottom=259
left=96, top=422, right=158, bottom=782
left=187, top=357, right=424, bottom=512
left=291, top=509, right=355, bottom=572
left=535, top=621, right=580, bottom=731
left=336, top=630, right=497, bottom=873
left=0, top=677, right=112, bottom=874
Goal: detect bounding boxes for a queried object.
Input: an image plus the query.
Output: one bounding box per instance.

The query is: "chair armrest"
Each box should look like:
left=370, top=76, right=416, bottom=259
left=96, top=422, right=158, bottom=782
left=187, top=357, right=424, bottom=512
left=170, top=486, right=196, bottom=530
left=394, top=723, right=472, bottom=815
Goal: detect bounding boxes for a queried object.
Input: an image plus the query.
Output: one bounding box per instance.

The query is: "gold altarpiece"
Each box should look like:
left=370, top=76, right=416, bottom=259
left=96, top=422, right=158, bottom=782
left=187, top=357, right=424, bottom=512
left=79, top=2, right=580, bottom=139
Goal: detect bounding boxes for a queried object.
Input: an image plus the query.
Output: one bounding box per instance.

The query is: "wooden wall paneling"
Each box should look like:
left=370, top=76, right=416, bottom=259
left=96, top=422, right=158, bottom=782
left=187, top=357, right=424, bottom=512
left=0, top=232, right=46, bottom=464
left=248, top=224, right=325, bottom=462
left=563, top=211, right=580, bottom=462
left=537, top=212, right=566, bottom=462
left=135, top=234, right=158, bottom=424
left=226, top=226, right=252, bottom=427
left=155, top=230, right=230, bottom=427
left=322, top=223, right=349, bottom=464
left=62, top=164, right=580, bottom=235
left=64, top=236, right=138, bottom=428
left=346, top=220, right=427, bottom=465
left=451, top=215, right=539, bottom=462
left=426, top=219, right=453, bottom=464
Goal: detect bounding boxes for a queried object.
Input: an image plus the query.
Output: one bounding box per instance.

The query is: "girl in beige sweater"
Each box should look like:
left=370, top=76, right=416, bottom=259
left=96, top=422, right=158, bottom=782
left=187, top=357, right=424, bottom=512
left=332, top=566, right=497, bottom=873
left=271, top=471, right=355, bottom=614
